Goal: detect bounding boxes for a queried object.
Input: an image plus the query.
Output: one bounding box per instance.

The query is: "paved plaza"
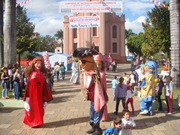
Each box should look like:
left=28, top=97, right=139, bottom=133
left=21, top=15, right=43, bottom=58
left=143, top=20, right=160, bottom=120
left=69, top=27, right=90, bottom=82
left=0, top=64, right=180, bottom=135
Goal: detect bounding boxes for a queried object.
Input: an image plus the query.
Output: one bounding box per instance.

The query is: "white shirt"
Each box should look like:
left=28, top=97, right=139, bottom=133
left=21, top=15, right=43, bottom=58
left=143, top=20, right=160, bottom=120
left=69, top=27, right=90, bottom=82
left=129, top=74, right=135, bottom=83
left=119, top=118, right=136, bottom=135
left=165, top=81, right=174, bottom=96
left=126, top=90, right=134, bottom=98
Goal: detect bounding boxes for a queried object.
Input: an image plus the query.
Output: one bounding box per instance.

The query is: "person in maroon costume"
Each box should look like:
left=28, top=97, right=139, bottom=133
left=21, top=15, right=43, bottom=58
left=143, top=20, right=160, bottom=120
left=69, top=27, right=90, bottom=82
left=23, top=57, right=53, bottom=127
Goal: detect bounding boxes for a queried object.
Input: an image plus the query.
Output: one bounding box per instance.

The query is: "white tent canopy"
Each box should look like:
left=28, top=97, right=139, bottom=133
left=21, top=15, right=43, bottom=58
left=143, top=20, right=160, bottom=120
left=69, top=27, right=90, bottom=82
left=49, top=53, right=72, bottom=70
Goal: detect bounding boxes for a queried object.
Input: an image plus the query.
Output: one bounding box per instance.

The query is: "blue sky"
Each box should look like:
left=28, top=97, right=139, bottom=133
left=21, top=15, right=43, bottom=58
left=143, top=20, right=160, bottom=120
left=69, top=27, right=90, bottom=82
left=17, top=0, right=169, bottom=36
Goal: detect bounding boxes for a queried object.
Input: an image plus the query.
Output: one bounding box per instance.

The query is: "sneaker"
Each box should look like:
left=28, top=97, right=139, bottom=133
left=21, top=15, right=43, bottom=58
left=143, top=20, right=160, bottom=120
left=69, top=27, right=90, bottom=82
left=139, top=110, right=148, bottom=115
left=166, top=112, right=172, bottom=115
left=2, top=97, right=5, bottom=99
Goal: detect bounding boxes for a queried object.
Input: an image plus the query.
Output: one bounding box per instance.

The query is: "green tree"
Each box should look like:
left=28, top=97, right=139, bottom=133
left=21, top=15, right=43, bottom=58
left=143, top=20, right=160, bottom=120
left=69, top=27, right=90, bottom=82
left=54, top=30, right=63, bottom=52
left=127, top=32, right=144, bottom=57
left=142, top=3, right=170, bottom=57
left=32, top=35, right=55, bottom=52
left=54, top=30, right=63, bottom=41
left=16, top=6, right=35, bottom=63
left=125, top=29, right=135, bottom=39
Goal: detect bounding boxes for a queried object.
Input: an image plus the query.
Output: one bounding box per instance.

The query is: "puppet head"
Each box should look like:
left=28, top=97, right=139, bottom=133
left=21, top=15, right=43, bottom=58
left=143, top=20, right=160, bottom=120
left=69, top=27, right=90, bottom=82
left=93, top=53, right=103, bottom=71
left=144, top=60, right=158, bottom=78
left=73, top=48, right=98, bottom=72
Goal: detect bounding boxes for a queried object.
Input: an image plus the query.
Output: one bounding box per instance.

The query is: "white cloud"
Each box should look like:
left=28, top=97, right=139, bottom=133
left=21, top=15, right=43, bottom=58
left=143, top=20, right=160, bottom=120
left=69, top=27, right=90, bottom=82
left=125, top=16, right=146, bottom=33
left=124, top=1, right=154, bottom=15
left=30, top=17, right=63, bottom=36
left=23, top=0, right=67, bottom=36
left=19, top=0, right=157, bottom=36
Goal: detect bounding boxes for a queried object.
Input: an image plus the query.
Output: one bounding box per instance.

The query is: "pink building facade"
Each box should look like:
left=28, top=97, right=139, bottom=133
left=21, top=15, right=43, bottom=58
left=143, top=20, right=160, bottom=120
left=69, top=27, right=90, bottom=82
left=63, top=12, right=126, bottom=63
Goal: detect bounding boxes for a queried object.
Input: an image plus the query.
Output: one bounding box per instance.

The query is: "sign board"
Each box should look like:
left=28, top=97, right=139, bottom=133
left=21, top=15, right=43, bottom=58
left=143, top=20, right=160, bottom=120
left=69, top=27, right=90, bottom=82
left=69, top=16, right=100, bottom=28
left=59, top=1, right=123, bottom=13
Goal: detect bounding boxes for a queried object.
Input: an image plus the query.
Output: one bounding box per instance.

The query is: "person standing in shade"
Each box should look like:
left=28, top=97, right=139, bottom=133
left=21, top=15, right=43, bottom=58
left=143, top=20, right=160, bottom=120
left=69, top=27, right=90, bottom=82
left=1, top=67, right=10, bottom=99
left=164, top=75, right=174, bottom=115
left=156, top=77, right=164, bottom=111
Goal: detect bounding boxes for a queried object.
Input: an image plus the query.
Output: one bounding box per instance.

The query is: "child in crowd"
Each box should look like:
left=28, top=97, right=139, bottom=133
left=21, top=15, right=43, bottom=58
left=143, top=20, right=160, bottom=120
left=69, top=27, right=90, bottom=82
left=112, top=75, right=118, bottom=96
left=165, top=75, right=174, bottom=115
left=119, top=109, right=136, bottom=135
left=129, top=70, right=136, bottom=92
left=114, top=77, right=127, bottom=115
left=123, top=72, right=130, bottom=85
left=103, top=116, right=122, bottom=135
left=155, top=77, right=164, bottom=111
left=126, top=85, right=135, bottom=115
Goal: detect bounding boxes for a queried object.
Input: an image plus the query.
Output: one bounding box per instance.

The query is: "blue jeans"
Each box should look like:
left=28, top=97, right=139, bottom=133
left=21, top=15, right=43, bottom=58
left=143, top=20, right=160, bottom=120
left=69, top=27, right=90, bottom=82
left=90, top=102, right=104, bottom=124
left=61, top=72, right=65, bottom=79
left=140, top=96, right=154, bottom=113
left=2, top=81, right=9, bottom=98
left=56, top=71, right=60, bottom=81
left=13, top=81, right=20, bottom=99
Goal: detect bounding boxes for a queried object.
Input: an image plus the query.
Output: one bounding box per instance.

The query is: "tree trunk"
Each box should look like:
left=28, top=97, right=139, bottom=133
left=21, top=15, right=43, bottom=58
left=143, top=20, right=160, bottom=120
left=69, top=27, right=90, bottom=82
left=170, top=0, right=180, bottom=88
left=4, top=0, right=16, bottom=67
left=0, top=0, right=4, bottom=67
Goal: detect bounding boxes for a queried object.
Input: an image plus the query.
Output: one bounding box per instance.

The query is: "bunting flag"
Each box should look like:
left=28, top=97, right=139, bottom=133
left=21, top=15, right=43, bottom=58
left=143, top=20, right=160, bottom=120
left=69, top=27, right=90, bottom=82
left=16, top=0, right=32, bottom=7
left=152, top=0, right=169, bottom=9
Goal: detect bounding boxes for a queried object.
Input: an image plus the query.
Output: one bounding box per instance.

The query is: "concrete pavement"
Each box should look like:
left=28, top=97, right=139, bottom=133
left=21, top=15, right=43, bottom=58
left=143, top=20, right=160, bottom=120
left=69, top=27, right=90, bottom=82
left=0, top=64, right=180, bottom=135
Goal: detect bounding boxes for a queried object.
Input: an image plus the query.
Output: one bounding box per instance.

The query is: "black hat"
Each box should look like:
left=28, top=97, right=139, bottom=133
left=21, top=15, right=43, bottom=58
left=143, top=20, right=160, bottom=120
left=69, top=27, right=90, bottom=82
left=73, top=47, right=99, bottom=58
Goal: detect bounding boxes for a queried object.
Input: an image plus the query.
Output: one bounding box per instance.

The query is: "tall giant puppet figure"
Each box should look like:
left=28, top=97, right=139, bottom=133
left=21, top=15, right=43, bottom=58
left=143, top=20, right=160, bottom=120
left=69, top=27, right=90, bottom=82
left=140, top=60, right=158, bottom=115
left=73, top=48, right=108, bottom=135
left=93, top=53, right=108, bottom=121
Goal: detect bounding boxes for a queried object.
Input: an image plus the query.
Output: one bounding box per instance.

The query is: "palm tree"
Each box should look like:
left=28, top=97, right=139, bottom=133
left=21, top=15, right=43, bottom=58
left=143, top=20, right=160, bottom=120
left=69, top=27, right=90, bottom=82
left=54, top=29, right=63, bottom=52
left=170, top=0, right=180, bottom=88
left=0, top=0, right=4, bottom=67
left=4, top=0, right=16, bottom=66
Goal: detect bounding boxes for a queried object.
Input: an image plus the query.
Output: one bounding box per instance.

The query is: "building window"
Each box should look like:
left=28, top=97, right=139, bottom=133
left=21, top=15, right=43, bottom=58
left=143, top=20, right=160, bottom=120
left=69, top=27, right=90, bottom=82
left=93, top=27, right=97, bottom=36
left=73, top=43, right=77, bottom=50
left=112, top=25, right=117, bottom=38
left=73, top=28, right=77, bottom=38
left=112, top=42, right=117, bottom=53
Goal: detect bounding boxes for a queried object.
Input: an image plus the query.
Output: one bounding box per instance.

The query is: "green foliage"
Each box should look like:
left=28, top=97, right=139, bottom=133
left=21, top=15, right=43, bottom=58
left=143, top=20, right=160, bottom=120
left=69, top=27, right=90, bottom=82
left=26, top=35, right=56, bottom=52
left=16, top=6, right=35, bottom=59
left=125, top=29, right=135, bottom=39
left=127, top=32, right=144, bottom=56
left=142, top=3, right=170, bottom=57
left=54, top=30, right=63, bottom=41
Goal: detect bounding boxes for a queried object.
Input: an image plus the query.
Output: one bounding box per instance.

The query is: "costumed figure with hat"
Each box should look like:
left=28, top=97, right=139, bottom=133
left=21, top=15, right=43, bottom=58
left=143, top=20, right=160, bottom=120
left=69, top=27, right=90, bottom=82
left=73, top=48, right=108, bottom=135
left=139, top=60, right=158, bottom=115
left=23, top=57, right=53, bottom=127
left=93, top=53, right=108, bottom=122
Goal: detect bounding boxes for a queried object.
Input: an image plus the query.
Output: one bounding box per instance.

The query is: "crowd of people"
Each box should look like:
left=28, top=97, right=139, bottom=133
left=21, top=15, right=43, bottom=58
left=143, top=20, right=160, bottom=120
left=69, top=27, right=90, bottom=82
left=0, top=48, right=175, bottom=134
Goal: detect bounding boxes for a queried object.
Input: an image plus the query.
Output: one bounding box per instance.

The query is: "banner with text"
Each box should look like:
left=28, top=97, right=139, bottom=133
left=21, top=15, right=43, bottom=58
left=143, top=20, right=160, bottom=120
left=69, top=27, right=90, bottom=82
left=69, top=16, right=100, bottom=28
left=59, top=1, right=123, bottom=13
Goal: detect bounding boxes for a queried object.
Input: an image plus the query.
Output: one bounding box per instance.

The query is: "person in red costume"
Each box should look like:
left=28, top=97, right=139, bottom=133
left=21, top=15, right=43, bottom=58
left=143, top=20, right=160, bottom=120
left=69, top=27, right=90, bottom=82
left=23, top=57, right=53, bottom=127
